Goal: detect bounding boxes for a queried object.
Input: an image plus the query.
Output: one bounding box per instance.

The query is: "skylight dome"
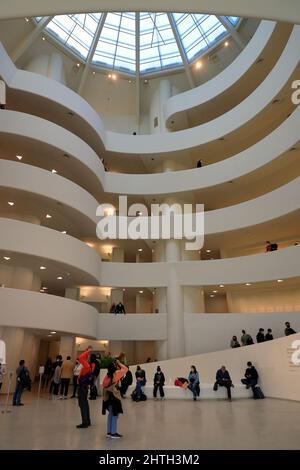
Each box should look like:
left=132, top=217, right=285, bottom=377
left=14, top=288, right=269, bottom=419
left=35, top=12, right=240, bottom=76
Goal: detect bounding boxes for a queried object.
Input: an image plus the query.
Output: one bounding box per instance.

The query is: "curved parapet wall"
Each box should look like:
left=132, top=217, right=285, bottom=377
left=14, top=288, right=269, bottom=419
left=0, top=218, right=101, bottom=285
left=0, top=287, right=98, bottom=338
left=1, top=24, right=300, bottom=157
left=164, top=20, right=277, bottom=127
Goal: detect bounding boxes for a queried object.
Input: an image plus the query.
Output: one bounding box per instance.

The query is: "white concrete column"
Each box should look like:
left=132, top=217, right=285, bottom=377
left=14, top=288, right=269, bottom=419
left=0, top=79, right=6, bottom=107
left=167, top=266, right=185, bottom=358
left=150, top=79, right=172, bottom=134
left=25, top=52, right=66, bottom=84
left=59, top=336, right=75, bottom=360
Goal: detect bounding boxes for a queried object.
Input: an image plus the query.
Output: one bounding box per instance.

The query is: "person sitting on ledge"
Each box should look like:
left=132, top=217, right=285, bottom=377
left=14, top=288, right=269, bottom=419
left=265, top=328, right=274, bottom=341
left=241, top=330, right=253, bottom=346
left=230, top=335, right=241, bottom=348
left=285, top=321, right=296, bottom=336
left=188, top=365, right=200, bottom=401
left=214, top=365, right=234, bottom=401
left=115, top=302, right=126, bottom=315
left=241, top=361, right=258, bottom=397
left=256, top=328, right=265, bottom=343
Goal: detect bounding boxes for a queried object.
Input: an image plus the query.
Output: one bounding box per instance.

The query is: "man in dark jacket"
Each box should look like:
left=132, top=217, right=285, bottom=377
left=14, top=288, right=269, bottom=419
left=12, top=360, right=30, bottom=406
left=120, top=367, right=133, bottom=398
left=134, top=365, right=146, bottom=399
left=256, top=328, right=265, bottom=343
left=153, top=366, right=165, bottom=399
left=115, top=302, right=126, bottom=314
left=265, top=329, right=273, bottom=341
left=214, top=366, right=233, bottom=401
left=241, top=361, right=259, bottom=397
left=285, top=322, right=296, bottom=336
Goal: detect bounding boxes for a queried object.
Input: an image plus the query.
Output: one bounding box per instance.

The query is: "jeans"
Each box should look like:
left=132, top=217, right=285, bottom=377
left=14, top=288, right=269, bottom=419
left=53, top=382, right=60, bottom=395
left=153, top=384, right=164, bottom=398
left=78, top=386, right=90, bottom=425
left=60, top=378, right=70, bottom=397
left=241, top=378, right=257, bottom=396
left=188, top=382, right=200, bottom=398
left=135, top=379, right=146, bottom=396
left=107, top=405, right=118, bottom=434
left=72, top=376, right=78, bottom=397
left=216, top=380, right=232, bottom=399
left=13, top=381, right=23, bottom=405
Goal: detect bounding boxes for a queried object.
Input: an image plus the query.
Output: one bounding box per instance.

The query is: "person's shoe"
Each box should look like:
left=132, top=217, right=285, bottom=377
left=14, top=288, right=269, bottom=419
left=111, top=433, right=122, bottom=439
left=17, top=403, right=24, bottom=406
left=59, top=396, right=63, bottom=399
left=106, top=433, right=111, bottom=438
left=63, top=396, right=68, bottom=400
left=228, top=398, right=232, bottom=402
left=76, top=424, right=89, bottom=428
left=231, top=384, right=235, bottom=388
left=193, top=397, right=197, bottom=401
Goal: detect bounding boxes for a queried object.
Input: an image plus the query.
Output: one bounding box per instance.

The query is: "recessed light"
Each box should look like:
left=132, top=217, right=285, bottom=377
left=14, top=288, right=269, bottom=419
left=16, top=155, right=23, bottom=160
left=277, top=279, right=283, bottom=283
left=42, top=286, right=48, bottom=290
left=224, top=41, right=229, bottom=47
left=123, top=288, right=126, bottom=291
left=61, top=230, right=67, bottom=234
left=42, top=36, right=45, bottom=41
left=50, top=331, right=56, bottom=334
left=246, top=283, right=251, bottom=286
left=213, top=290, right=218, bottom=293
left=25, top=17, right=29, bottom=22
left=195, top=61, right=202, bottom=69
left=112, top=74, right=117, bottom=80
left=40, top=266, right=46, bottom=270
left=8, top=201, right=14, bottom=206
left=51, top=169, right=57, bottom=174
left=92, top=71, right=96, bottom=75
left=139, top=290, right=144, bottom=294
left=57, top=276, right=63, bottom=280
left=76, top=63, right=80, bottom=68
left=206, top=249, right=211, bottom=253
left=47, top=334, right=52, bottom=337
left=46, top=214, right=52, bottom=219
left=138, top=248, right=143, bottom=252
left=3, top=256, right=10, bottom=261
left=108, top=74, right=112, bottom=78
left=210, top=294, right=215, bottom=298
left=128, top=79, right=132, bottom=83
left=219, top=285, right=224, bottom=288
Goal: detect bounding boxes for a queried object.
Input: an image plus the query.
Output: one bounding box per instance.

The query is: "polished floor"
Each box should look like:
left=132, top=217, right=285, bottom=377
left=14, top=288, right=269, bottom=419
left=0, top=392, right=300, bottom=450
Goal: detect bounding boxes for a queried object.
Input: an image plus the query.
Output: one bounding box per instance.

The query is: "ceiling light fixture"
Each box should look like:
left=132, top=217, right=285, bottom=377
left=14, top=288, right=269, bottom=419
left=139, top=290, right=144, bottom=294
left=46, top=214, right=52, bottom=219
left=42, top=36, right=45, bottom=41
left=50, top=331, right=56, bottom=334
left=213, top=290, right=218, bottom=293
left=277, top=279, right=283, bottom=283
left=16, top=155, right=23, bottom=160
left=210, top=294, right=215, bottom=298
left=224, top=41, right=229, bottom=47
left=3, top=256, right=10, bottom=261
left=8, top=201, right=14, bottom=206
left=138, top=248, right=143, bottom=252
left=57, top=276, right=63, bottom=280
left=195, top=61, right=202, bottom=69
left=61, top=230, right=67, bottom=234
left=25, top=17, right=29, bottom=22
left=219, top=284, right=224, bottom=288
left=40, top=266, right=46, bottom=270
left=76, top=63, right=80, bottom=67
left=112, top=73, right=117, bottom=80
left=206, top=249, right=211, bottom=253
left=246, top=283, right=251, bottom=286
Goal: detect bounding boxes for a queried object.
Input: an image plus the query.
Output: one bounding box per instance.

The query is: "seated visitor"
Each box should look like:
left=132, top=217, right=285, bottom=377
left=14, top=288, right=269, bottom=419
left=241, top=361, right=259, bottom=397
left=285, top=322, right=296, bottom=336
left=256, top=328, right=265, bottom=343
left=265, top=240, right=278, bottom=252
left=197, top=159, right=202, bottom=168
left=188, top=365, right=200, bottom=401
left=153, top=366, right=165, bottom=400
left=241, top=330, right=253, bottom=346
left=265, top=328, right=273, bottom=341
left=134, top=365, right=146, bottom=400
left=115, top=302, right=126, bottom=314
left=120, top=366, right=133, bottom=398
left=214, top=365, right=233, bottom=401
left=230, top=335, right=241, bottom=348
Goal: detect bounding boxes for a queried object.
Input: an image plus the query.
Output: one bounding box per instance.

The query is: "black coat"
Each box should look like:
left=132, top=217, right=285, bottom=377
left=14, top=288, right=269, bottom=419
left=153, top=372, right=165, bottom=386
left=245, top=366, right=258, bottom=381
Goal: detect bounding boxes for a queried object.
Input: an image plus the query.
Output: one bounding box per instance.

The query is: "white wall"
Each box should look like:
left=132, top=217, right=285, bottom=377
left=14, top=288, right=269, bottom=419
left=97, top=314, right=167, bottom=341
left=227, top=286, right=300, bottom=313
left=138, top=333, right=300, bottom=401
left=184, top=312, right=300, bottom=355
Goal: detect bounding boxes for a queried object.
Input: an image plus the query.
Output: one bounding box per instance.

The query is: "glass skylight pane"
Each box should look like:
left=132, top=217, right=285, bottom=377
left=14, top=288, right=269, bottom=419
left=41, top=11, right=240, bottom=74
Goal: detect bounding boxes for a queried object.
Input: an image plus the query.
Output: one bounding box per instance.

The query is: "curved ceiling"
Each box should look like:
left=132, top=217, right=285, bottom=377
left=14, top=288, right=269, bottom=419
left=34, top=12, right=240, bottom=75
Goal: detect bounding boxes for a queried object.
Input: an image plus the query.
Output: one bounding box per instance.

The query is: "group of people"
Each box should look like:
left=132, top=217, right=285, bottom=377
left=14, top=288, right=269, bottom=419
left=109, top=302, right=126, bottom=314
left=230, top=322, right=297, bottom=348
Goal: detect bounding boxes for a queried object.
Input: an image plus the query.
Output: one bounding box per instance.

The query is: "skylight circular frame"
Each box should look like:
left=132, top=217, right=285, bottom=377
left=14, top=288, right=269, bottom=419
left=34, top=12, right=241, bottom=77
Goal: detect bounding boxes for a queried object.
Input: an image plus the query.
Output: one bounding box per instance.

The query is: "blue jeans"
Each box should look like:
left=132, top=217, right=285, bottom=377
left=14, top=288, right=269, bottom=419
left=13, top=382, right=23, bottom=405
left=107, top=405, right=118, bottom=434
left=188, top=382, right=200, bottom=397
left=135, top=379, right=146, bottom=396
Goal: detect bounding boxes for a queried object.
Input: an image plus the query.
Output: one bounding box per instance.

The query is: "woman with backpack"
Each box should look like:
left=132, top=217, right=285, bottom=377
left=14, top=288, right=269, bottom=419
left=102, top=359, right=128, bottom=439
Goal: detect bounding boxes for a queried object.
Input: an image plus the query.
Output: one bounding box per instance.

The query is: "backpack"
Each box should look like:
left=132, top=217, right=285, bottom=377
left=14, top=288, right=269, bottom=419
left=102, top=375, right=111, bottom=389
left=253, top=386, right=265, bottom=399
left=131, top=390, right=147, bottom=402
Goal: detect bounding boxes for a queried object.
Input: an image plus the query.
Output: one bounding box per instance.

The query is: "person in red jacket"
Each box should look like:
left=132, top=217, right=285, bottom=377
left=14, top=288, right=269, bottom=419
left=77, top=346, right=93, bottom=429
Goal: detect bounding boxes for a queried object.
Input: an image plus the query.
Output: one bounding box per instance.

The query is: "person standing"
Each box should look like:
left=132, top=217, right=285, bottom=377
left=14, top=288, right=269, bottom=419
left=71, top=359, right=82, bottom=398
left=265, top=329, right=274, bottom=341
left=77, top=346, right=92, bottom=429
left=12, top=360, right=30, bottom=406
left=53, top=360, right=62, bottom=398
left=89, top=354, right=100, bottom=400
left=214, top=366, right=233, bottom=401
left=256, top=328, right=265, bottom=343
left=241, top=361, right=259, bottom=397
left=115, top=302, right=126, bottom=314
left=134, top=365, right=146, bottom=400
left=120, top=366, right=133, bottom=398
left=60, top=356, right=74, bottom=399
left=188, top=365, right=200, bottom=401
left=0, top=362, right=5, bottom=392
left=285, top=322, right=296, bottom=336
left=153, top=366, right=165, bottom=400
left=102, top=359, right=128, bottom=439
